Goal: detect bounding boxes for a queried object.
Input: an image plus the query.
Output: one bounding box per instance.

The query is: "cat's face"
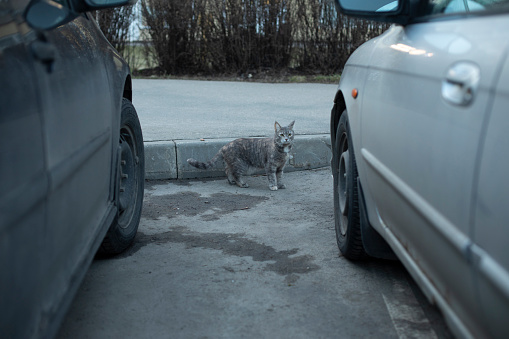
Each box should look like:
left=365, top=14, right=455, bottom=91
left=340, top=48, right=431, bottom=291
left=274, top=121, right=295, bottom=146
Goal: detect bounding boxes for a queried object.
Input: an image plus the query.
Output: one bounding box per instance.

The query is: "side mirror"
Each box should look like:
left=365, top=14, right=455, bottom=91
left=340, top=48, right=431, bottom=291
left=24, top=0, right=76, bottom=31
left=85, top=0, right=137, bottom=8
left=335, top=0, right=412, bottom=25
left=337, top=0, right=400, bottom=13
left=69, top=0, right=137, bottom=12
left=24, top=0, right=137, bottom=31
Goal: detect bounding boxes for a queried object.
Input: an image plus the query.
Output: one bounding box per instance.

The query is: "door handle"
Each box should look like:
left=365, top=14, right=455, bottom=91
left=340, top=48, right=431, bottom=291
left=442, top=62, right=480, bottom=106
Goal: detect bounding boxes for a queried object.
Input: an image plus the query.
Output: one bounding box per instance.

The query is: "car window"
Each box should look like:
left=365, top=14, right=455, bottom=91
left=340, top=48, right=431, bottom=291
left=426, top=0, right=509, bottom=15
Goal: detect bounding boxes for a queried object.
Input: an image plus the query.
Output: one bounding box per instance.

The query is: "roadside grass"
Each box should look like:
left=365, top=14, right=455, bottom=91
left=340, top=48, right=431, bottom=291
left=124, top=45, right=341, bottom=84
left=131, top=70, right=341, bottom=84
left=122, top=44, right=158, bottom=73
left=288, top=74, right=340, bottom=84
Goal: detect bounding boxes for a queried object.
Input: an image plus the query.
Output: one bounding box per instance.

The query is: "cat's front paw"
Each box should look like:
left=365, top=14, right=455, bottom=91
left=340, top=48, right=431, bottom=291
left=269, top=185, right=278, bottom=191
left=277, top=183, right=286, bottom=189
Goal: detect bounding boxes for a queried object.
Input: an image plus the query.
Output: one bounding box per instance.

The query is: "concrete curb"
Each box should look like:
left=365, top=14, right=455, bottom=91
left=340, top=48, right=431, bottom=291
left=144, top=134, right=332, bottom=180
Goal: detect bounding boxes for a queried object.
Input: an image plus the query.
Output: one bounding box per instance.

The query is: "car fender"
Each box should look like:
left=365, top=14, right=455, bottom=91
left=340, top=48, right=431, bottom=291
left=332, top=32, right=392, bottom=248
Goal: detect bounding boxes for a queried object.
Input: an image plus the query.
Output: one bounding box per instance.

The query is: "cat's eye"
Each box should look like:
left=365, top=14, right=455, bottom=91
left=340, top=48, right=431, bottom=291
left=280, top=133, right=285, bottom=136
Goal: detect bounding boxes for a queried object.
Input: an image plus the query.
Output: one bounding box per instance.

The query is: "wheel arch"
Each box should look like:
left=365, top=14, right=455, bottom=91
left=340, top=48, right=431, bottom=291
left=123, top=74, right=132, bottom=102
left=331, top=89, right=396, bottom=260
left=331, top=90, right=347, bottom=148
left=108, top=74, right=133, bottom=202
left=101, top=98, right=144, bottom=254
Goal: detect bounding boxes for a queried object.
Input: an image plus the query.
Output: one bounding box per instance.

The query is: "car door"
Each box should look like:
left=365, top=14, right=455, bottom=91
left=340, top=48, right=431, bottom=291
left=26, top=8, right=117, bottom=323
left=0, top=0, right=49, bottom=337
left=472, top=53, right=509, bottom=338
left=358, top=9, right=508, bottom=337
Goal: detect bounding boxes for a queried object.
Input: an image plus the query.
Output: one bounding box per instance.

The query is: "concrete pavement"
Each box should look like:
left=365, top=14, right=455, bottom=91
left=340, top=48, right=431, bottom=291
left=132, top=79, right=337, bottom=179
left=58, top=168, right=453, bottom=339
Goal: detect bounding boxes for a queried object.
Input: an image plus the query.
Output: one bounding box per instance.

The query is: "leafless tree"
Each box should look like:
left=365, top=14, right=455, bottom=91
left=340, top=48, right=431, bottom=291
left=134, top=0, right=390, bottom=75
left=95, top=6, right=135, bottom=55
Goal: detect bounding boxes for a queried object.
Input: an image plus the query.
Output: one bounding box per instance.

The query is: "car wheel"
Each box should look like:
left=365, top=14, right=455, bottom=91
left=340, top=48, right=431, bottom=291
left=100, top=98, right=145, bottom=254
left=333, top=111, right=367, bottom=260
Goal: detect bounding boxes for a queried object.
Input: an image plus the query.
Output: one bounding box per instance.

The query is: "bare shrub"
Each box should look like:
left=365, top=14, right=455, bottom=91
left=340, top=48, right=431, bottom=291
left=95, top=6, right=135, bottom=55
left=102, top=0, right=392, bottom=76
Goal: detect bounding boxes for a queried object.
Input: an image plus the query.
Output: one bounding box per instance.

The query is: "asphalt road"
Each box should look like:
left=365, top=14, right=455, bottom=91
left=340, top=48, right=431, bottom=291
left=131, top=79, right=335, bottom=142
left=58, top=168, right=453, bottom=338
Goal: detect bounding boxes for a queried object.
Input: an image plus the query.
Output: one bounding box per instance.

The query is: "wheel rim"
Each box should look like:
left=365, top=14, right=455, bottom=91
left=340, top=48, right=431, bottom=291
left=339, top=150, right=349, bottom=216
left=118, top=125, right=139, bottom=228
left=338, top=131, right=349, bottom=236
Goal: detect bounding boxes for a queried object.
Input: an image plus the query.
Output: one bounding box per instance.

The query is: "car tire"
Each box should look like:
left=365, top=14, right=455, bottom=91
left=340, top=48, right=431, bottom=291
left=333, top=111, right=367, bottom=260
left=100, top=98, right=145, bottom=254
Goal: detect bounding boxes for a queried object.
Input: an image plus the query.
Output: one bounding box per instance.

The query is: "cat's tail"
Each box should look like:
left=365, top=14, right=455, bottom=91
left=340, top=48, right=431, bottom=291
left=187, top=151, right=223, bottom=170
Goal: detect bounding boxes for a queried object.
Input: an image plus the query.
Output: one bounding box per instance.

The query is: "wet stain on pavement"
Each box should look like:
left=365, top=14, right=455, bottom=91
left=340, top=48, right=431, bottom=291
left=142, top=191, right=268, bottom=221
left=113, top=228, right=320, bottom=278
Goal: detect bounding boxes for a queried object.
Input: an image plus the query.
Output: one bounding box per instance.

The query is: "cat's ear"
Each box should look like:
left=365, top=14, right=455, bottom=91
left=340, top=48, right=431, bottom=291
left=288, top=120, right=295, bottom=129
left=274, top=121, right=281, bottom=132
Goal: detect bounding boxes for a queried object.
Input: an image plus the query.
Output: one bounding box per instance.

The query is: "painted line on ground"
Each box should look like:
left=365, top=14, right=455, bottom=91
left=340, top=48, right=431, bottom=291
left=383, top=278, right=438, bottom=339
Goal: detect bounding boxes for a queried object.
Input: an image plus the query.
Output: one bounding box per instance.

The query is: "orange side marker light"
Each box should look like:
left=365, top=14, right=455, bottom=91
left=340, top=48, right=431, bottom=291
left=352, top=88, right=358, bottom=99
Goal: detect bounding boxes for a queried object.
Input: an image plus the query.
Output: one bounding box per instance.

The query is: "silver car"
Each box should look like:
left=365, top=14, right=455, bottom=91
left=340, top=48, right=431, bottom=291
left=331, top=0, right=509, bottom=338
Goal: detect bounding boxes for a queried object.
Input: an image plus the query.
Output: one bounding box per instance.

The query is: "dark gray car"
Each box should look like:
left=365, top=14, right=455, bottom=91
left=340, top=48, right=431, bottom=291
left=0, top=0, right=144, bottom=337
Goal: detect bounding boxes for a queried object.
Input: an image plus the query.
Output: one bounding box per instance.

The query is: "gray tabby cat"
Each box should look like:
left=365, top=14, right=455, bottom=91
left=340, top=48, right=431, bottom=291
left=187, top=121, right=295, bottom=190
